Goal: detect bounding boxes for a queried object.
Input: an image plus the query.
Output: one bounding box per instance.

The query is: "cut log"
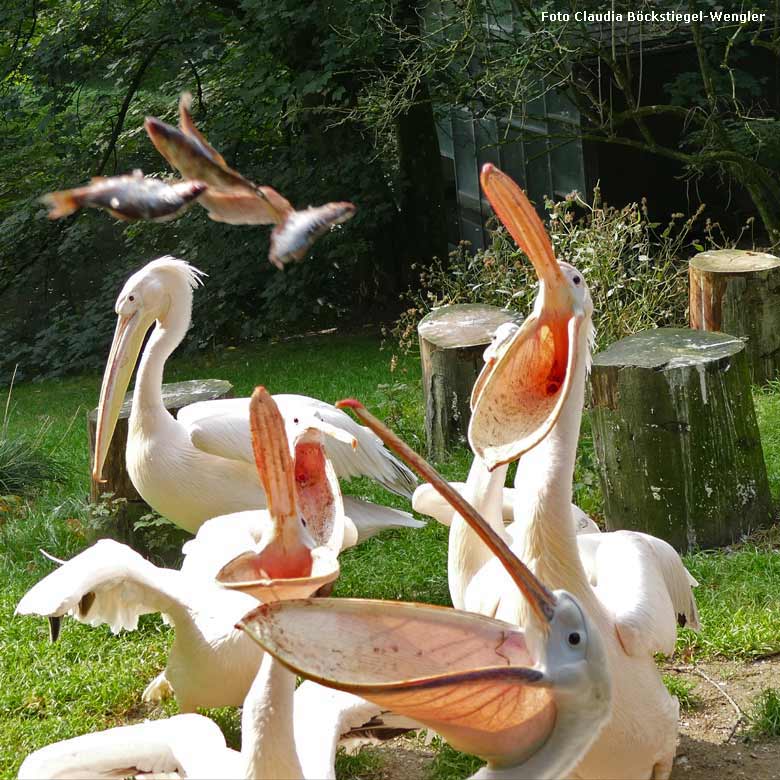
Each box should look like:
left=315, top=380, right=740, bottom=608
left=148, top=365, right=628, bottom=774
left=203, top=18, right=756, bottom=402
left=418, top=303, right=523, bottom=459
left=589, top=327, right=771, bottom=552
left=689, top=249, right=780, bottom=383
left=87, top=378, right=234, bottom=505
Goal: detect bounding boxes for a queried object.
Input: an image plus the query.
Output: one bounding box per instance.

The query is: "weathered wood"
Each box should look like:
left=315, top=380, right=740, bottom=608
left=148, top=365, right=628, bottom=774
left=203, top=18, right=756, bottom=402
left=87, top=378, right=234, bottom=505
left=418, top=303, right=523, bottom=459
left=689, top=249, right=780, bottom=383
left=590, top=328, right=772, bottom=552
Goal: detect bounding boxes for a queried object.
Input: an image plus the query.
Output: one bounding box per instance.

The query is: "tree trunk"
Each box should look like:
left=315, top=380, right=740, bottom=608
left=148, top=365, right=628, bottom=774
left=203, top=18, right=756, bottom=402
left=589, top=327, right=772, bottom=552
left=689, top=249, right=780, bottom=384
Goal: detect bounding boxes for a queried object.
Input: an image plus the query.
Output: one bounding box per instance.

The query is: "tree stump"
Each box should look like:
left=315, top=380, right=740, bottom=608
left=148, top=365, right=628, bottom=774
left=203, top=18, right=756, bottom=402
left=689, top=249, right=780, bottom=383
left=86, top=378, right=234, bottom=512
left=418, top=303, right=523, bottom=459
left=589, top=328, right=771, bottom=552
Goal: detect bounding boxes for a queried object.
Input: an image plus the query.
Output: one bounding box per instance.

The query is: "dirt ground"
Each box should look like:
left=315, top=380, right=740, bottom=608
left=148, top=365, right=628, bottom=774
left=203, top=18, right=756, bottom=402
left=369, top=658, right=780, bottom=779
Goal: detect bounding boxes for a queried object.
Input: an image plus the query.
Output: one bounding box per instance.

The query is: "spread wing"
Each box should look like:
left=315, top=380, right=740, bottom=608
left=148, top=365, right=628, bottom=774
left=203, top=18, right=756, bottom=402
left=577, top=530, right=700, bottom=657
left=179, top=394, right=417, bottom=498
left=16, top=540, right=195, bottom=633
left=17, top=714, right=234, bottom=779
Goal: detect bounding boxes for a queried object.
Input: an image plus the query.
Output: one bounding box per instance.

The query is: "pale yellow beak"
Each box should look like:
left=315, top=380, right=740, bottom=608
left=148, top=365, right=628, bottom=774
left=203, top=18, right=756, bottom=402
left=92, top=311, right=149, bottom=482
left=468, top=164, right=585, bottom=469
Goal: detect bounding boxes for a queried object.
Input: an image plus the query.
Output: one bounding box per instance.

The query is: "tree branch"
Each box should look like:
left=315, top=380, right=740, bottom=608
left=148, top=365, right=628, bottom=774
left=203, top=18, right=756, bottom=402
left=95, top=37, right=170, bottom=176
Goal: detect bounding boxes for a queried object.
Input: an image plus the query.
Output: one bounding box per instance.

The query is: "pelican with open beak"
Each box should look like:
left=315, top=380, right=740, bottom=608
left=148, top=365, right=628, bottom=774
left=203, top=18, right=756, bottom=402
left=468, top=164, right=593, bottom=470
left=214, top=387, right=340, bottom=601
left=238, top=400, right=611, bottom=780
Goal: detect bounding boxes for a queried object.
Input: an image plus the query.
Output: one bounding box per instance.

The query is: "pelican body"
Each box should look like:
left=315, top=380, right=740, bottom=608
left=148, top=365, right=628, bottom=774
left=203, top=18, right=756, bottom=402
left=92, top=256, right=419, bottom=536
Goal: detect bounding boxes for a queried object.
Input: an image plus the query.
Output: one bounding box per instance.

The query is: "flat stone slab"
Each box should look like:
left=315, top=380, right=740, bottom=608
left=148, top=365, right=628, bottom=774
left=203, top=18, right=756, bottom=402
left=88, top=379, right=234, bottom=422
left=418, top=303, right=523, bottom=349
left=593, top=328, right=745, bottom=372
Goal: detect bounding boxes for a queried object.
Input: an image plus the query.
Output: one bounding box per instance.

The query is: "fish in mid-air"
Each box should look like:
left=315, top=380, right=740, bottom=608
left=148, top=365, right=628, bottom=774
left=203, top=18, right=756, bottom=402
left=144, top=93, right=356, bottom=268
left=41, top=170, right=207, bottom=221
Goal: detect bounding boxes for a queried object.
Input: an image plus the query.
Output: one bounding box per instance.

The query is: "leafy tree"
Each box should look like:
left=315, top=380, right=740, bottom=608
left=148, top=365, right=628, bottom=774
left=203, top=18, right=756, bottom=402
left=350, top=0, right=780, bottom=240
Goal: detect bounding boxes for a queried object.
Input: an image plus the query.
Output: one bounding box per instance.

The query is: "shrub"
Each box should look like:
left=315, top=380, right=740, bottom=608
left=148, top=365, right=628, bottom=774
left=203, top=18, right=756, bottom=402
left=390, top=189, right=711, bottom=356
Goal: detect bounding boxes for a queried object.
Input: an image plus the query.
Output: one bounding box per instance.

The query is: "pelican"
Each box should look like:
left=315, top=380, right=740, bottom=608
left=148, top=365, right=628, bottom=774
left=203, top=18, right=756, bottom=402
left=454, top=165, right=699, bottom=778
left=180, top=388, right=359, bottom=579
left=238, top=399, right=612, bottom=780
left=92, top=255, right=421, bottom=536
left=18, top=401, right=383, bottom=779
left=16, top=389, right=347, bottom=711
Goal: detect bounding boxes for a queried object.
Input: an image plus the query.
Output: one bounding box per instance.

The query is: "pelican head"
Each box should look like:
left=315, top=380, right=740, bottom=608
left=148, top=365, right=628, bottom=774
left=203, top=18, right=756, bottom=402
left=468, top=164, right=593, bottom=470
left=238, top=400, right=611, bottom=779
left=217, top=387, right=340, bottom=601
left=92, top=257, right=204, bottom=482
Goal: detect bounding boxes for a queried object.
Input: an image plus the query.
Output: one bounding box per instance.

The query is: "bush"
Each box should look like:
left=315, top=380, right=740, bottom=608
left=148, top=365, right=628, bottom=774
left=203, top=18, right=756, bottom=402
left=390, top=189, right=712, bottom=355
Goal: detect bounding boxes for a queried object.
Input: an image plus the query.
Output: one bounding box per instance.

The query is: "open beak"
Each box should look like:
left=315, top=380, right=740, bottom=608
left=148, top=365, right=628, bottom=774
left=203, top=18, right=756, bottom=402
left=217, top=387, right=339, bottom=601
left=238, top=597, right=557, bottom=768
left=468, top=164, right=585, bottom=469
left=92, top=311, right=148, bottom=481
left=336, top=399, right=556, bottom=627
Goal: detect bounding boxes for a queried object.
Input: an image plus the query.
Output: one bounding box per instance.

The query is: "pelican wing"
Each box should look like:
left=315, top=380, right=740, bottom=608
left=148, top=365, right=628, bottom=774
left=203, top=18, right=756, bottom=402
left=16, top=539, right=195, bottom=634
left=577, top=530, right=700, bottom=657
left=240, top=598, right=555, bottom=768
left=342, top=496, right=423, bottom=542
left=180, top=509, right=272, bottom=580
left=18, top=714, right=233, bottom=779
left=179, top=394, right=418, bottom=498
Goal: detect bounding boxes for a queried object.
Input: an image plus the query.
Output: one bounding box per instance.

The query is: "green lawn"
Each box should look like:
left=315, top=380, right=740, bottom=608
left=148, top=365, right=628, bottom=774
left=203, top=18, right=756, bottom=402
left=1, top=332, right=780, bottom=778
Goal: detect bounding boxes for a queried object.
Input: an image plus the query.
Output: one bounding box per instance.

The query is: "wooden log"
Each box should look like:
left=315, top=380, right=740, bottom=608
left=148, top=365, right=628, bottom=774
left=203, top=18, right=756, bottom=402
left=87, top=378, right=234, bottom=505
left=589, top=327, right=772, bottom=552
left=689, top=249, right=780, bottom=383
left=418, top=303, right=523, bottom=459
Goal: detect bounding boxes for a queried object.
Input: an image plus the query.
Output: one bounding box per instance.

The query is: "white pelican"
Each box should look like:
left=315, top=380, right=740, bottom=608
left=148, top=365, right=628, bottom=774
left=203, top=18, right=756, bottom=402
left=457, top=165, right=699, bottom=778
left=238, top=399, right=612, bottom=780
left=16, top=389, right=347, bottom=711
left=92, top=255, right=421, bottom=536
left=18, top=391, right=392, bottom=780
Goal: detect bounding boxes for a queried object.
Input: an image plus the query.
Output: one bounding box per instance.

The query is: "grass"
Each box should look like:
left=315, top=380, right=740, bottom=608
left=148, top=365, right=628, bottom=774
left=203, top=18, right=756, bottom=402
left=662, top=675, right=699, bottom=712
left=748, top=687, right=780, bottom=738
left=2, top=332, right=780, bottom=777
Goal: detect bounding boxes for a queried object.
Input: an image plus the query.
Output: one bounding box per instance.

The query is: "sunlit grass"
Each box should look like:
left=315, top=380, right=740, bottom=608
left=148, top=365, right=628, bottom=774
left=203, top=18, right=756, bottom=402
left=748, top=687, right=780, bottom=738
left=662, top=674, right=699, bottom=712
left=2, top=336, right=780, bottom=778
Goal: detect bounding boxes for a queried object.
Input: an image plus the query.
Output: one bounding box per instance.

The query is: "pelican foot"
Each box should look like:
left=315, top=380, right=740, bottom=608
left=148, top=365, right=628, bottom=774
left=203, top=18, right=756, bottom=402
left=142, top=672, right=174, bottom=703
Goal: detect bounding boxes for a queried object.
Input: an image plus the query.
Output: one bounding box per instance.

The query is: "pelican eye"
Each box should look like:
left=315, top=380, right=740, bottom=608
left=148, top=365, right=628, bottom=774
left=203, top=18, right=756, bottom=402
left=572, top=275, right=581, bottom=286
left=568, top=632, right=581, bottom=646
left=293, top=417, right=299, bottom=424
left=128, top=294, right=135, bottom=301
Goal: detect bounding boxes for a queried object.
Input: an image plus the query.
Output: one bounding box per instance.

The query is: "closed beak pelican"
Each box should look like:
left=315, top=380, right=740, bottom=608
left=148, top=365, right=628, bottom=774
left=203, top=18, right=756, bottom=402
left=238, top=399, right=612, bottom=780
left=92, top=256, right=422, bottom=537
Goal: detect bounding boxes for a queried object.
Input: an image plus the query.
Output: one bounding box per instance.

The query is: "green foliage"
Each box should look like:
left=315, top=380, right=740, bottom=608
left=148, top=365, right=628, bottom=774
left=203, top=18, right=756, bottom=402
left=427, top=736, right=484, bottom=780
left=754, top=381, right=780, bottom=501
left=335, top=747, right=385, bottom=780
left=748, top=687, right=780, bottom=738
left=391, top=190, right=700, bottom=356
left=662, top=674, right=699, bottom=712
left=0, top=0, right=426, bottom=382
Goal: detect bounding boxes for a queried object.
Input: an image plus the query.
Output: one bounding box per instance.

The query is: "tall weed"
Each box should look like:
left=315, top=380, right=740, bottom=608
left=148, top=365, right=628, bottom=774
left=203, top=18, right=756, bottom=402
left=390, top=190, right=715, bottom=354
